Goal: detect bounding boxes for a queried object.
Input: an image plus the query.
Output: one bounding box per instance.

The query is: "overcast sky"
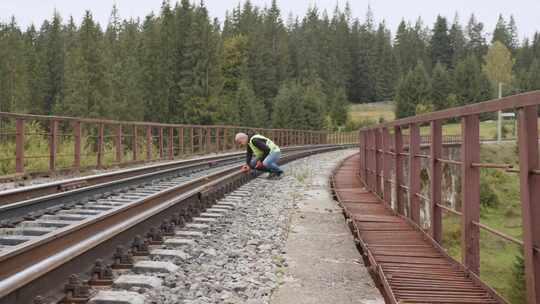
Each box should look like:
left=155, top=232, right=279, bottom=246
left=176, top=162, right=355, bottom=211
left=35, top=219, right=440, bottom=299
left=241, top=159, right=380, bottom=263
left=1, top=0, right=539, bottom=39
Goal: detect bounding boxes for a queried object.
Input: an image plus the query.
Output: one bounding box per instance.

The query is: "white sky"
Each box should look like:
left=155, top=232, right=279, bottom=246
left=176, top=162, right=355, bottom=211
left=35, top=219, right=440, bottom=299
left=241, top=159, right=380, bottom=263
left=1, top=0, right=539, bottom=39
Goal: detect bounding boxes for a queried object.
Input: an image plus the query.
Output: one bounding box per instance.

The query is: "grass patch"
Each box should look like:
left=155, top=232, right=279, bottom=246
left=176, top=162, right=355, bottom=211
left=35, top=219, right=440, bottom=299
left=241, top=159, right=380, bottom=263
left=441, top=143, right=524, bottom=303
left=349, top=102, right=395, bottom=123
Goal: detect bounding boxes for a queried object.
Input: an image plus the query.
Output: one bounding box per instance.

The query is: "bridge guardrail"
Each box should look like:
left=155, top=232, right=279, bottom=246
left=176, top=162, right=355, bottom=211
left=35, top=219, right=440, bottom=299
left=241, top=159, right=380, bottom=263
left=357, top=90, right=540, bottom=303
left=0, top=111, right=357, bottom=178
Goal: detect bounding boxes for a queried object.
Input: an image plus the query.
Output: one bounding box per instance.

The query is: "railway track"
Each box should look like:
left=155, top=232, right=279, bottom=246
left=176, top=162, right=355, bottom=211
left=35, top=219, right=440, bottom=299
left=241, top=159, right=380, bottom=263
left=0, top=144, right=348, bottom=304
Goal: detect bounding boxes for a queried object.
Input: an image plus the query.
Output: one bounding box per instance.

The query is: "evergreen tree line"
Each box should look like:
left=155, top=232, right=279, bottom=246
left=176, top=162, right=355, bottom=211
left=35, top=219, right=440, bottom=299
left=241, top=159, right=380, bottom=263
left=0, top=1, right=539, bottom=130
left=394, top=14, right=540, bottom=118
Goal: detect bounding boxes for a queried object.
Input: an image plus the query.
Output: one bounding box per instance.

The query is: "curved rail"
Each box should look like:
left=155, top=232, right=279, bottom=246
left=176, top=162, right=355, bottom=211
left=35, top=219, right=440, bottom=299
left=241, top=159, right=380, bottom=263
left=0, top=145, right=348, bottom=303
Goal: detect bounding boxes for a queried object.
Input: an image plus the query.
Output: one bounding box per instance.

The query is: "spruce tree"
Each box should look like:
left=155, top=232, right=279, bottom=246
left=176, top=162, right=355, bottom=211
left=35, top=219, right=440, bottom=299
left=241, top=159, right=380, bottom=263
left=465, top=14, right=488, bottom=59
left=492, top=15, right=512, bottom=49
left=375, top=22, right=397, bottom=101
left=395, top=61, right=431, bottom=118
left=431, top=15, right=451, bottom=68
left=454, top=55, right=492, bottom=105
left=449, top=14, right=466, bottom=68
left=330, top=87, right=348, bottom=126
left=431, top=62, right=451, bottom=110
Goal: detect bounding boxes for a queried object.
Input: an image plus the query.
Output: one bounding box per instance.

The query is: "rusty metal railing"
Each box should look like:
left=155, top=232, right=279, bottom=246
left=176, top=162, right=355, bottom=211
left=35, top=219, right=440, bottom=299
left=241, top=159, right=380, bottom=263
left=0, top=112, right=358, bottom=178
left=357, top=90, right=540, bottom=304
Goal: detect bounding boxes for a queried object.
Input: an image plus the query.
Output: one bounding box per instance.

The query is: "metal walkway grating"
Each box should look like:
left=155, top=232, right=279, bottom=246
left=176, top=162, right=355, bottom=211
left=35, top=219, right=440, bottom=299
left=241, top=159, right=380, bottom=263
left=331, top=153, right=504, bottom=304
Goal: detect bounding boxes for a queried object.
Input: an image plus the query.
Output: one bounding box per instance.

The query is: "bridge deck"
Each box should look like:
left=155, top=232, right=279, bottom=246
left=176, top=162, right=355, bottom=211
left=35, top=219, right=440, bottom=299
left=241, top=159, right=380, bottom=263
left=331, top=153, right=503, bottom=304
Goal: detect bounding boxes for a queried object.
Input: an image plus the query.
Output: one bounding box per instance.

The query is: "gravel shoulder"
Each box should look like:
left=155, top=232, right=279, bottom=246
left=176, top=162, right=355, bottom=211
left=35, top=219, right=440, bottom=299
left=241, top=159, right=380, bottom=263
left=269, top=150, right=384, bottom=304
left=128, top=149, right=383, bottom=304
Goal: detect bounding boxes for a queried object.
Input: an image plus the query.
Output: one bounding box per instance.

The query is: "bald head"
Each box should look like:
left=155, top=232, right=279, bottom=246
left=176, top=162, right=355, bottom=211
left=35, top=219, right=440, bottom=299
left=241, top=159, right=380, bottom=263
left=235, top=132, right=248, bottom=145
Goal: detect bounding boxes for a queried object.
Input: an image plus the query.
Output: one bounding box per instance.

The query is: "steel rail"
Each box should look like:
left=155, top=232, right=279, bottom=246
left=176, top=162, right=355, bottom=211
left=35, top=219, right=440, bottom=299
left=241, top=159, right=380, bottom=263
left=0, top=145, right=347, bottom=304
left=0, top=145, right=334, bottom=222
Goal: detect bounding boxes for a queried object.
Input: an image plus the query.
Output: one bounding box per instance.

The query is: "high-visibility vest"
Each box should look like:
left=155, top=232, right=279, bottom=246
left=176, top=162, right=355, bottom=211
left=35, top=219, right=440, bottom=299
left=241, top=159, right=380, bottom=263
left=248, top=134, right=280, bottom=158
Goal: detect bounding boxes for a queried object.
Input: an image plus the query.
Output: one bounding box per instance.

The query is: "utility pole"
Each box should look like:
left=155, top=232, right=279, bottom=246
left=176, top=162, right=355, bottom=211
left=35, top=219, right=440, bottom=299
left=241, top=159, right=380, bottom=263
left=497, top=82, right=503, bottom=143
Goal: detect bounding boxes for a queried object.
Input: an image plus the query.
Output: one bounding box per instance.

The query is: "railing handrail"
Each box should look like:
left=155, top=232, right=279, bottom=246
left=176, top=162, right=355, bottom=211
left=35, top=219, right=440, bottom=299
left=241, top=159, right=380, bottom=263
left=0, top=111, right=326, bottom=133
left=360, top=90, right=540, bottom=130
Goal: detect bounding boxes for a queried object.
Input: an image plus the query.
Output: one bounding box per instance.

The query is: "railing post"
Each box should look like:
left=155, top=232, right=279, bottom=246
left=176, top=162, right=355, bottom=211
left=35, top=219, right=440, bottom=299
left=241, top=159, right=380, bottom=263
left=198, top=127, right=203, bottom=153
left=96, top=123, right=104, bottom=169
left=132, top=125, right=138, bottom=161
left=115, top=125, right=122, bottom=164
left=394, top=126, right=404, bottom=214
left=49, top=120, right=58, bottom=173
left=369, top=130, right=376, bottom=190
left=189, top=127, right=195, bottom=154
left=206, top=127, right=211, bottom=153
left=430, top=120, right=443, bottom=242
left=168, top=127, right=174, bottom=160
left=375, top=129, right=382, bottom=195
left=362, top=131, right=368, bottom=184
left=408, top=123, right=421, bottom=224
left=15, top=118, right=25, bottom=174
left=216, top=127, right=220, bottom=153
left=158, top=127, right=164, bottom=159
left=73, top=121, right=81, bottom=171
left=461, top=114, right=480, bottom=274
left=382, top=128, right=391, bottom=204
left=518, top=105, right=540, bottom=304
left=179, top=127, right=184, bottom=157
left=146, top=126, right=152, bottom=161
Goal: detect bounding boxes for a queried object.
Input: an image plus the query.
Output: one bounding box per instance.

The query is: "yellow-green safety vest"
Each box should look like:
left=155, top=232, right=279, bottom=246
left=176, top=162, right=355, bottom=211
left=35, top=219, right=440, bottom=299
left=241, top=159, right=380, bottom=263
left=248, top=134, right=280, bottom=158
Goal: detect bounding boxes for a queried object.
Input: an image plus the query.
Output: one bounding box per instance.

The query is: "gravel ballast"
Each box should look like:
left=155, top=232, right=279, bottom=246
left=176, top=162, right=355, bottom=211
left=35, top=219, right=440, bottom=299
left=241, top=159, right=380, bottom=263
left=87, top=149, right=378, bottom=304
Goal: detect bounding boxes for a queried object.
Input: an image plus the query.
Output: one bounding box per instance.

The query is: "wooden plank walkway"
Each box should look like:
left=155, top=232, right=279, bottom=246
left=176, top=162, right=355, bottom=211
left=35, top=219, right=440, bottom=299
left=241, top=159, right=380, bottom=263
left=331, top=153, right=505, bottom=304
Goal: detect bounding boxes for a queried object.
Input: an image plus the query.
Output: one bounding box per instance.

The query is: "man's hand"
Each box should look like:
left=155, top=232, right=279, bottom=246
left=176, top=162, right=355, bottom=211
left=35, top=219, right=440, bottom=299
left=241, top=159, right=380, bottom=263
left=241, top=165, right=250, bottom=172
left=255, top=160, right=264, bottom=169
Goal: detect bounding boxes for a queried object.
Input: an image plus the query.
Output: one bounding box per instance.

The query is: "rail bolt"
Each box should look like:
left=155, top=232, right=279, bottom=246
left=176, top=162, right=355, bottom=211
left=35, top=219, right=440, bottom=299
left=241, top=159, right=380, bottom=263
left=131, top=235, right=150, bottom=256
left=146, top=227, right=164, bottom=245
left=160, top=220, right=176, bottom=236
left=88, top=259, right=114, bottom=286
left=60, top=274, right=90, bottom=303
left=112, top=245, right=134, bottom=269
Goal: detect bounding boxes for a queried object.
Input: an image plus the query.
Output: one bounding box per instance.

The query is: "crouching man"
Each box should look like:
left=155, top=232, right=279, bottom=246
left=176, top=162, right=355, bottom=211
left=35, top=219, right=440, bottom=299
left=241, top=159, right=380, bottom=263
left=234, top=132, right=283, bottom=179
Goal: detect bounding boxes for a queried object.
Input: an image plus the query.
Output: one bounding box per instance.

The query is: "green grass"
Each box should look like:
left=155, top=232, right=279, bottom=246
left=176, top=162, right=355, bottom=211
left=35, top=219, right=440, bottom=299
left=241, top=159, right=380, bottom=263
left=441, top=143, right=524, bottom=304
left=349, top=102, right=395, bottom=123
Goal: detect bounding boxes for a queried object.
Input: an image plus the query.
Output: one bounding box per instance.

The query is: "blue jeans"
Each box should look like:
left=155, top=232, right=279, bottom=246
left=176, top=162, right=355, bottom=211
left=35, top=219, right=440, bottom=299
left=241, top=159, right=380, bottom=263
left=250, top=150, right=283, bottom=173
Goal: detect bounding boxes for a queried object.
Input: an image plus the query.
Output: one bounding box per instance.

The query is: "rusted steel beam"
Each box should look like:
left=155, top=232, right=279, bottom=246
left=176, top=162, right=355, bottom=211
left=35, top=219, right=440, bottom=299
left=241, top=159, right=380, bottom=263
left=14, top=119, right=25, bottom=174
left=216, top=127, right=220, bottom=153
left=394, top=126, right=404, bottom=215
left=73, top=121, right=81, bottom=171
left=115, top=125, right=122, bottom=163
left=382, top=128, right=392, bottom=204
left=168, top=127, right=174, bottom=160
left=205, top=127, right=211, bottom=153
left=190, top=127, right=194, bottom=154
left=158, top=127, right=164, bottom=159
left=146, top=126, right=152, bottom=161
left=132, top=125, right=138, bottom=161
left=49, top=120, right=58, bottom=173
left=430, top=120, right=442, bottom=243
left=461, top=115, right=480, bottom=275
left=472, top=221, right=523, bottom=247
left=408, top=123, right=421, bottom=224
left=518, top=105, right=540, bottom=304
left=178, top=127, right=184, bottom=156
left=198, top=127, right=203, bottom=153
left=375, top=129, right=382, bottom=195
left=97, top=123, right=104, bottom=169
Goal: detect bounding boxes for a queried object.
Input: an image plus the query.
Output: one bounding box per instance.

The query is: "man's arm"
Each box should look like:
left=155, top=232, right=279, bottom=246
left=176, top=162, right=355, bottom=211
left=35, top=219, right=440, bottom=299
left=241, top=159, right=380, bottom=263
left=252, top=138, right=271, bottom=160
left=246, top=145, right=254, bottom=167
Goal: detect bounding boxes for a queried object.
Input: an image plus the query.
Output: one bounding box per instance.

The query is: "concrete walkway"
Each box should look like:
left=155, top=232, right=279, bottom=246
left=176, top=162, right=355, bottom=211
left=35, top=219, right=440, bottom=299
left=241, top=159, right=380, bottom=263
left=270, top=151, right=384, bottom=304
